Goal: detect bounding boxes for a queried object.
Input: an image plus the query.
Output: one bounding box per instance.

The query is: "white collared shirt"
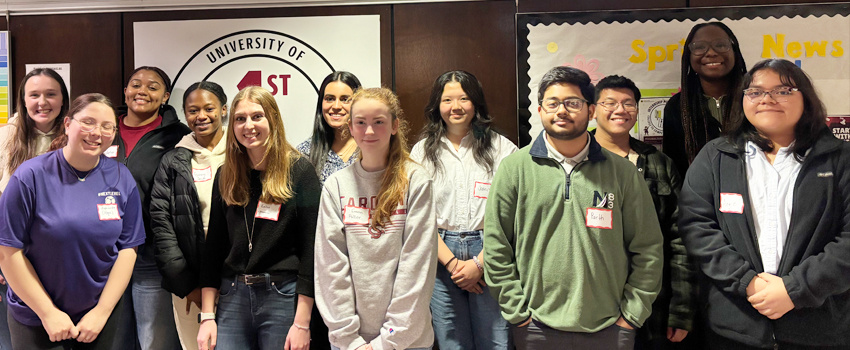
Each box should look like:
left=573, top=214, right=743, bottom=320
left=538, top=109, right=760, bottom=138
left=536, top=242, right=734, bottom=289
left=745, top=141, right=803, bottom=274
left=411, top=133, right=517, bottom=231
left=544, top=132, right=590, bottom=176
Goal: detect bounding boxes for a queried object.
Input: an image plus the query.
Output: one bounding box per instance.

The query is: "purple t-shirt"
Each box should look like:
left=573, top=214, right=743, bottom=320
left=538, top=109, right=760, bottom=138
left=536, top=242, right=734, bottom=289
left=0, top=150, right=145, bottom=326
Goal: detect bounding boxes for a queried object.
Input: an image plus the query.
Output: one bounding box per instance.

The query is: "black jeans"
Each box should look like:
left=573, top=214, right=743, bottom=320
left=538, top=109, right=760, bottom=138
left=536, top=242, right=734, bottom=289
left=7, top=293, right=130, bottom=350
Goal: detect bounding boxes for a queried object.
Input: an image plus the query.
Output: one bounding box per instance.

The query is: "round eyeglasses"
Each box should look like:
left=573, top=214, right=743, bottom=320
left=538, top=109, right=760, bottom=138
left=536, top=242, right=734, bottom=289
left=73, top=118, right=117, bottom=136
left=540, top=98, right=589, bottom=113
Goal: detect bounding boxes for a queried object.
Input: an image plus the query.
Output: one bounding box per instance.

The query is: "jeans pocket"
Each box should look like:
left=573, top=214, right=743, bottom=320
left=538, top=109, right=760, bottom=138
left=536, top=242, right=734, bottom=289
left=219, top=278, right=236, bottom=297
left=270, top=279, right=296, bottom=297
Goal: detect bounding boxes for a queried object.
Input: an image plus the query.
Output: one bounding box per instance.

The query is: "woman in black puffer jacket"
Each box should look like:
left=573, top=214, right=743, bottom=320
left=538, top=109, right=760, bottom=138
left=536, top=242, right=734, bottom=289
left=150, top=81, right=228, bottom=350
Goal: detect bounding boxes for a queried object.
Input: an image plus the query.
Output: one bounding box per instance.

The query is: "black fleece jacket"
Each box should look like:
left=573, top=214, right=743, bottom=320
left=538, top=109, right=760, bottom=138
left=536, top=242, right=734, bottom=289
left=679, top=129, right=850, bottom=348
left=112, top=105, right=191, bottom=244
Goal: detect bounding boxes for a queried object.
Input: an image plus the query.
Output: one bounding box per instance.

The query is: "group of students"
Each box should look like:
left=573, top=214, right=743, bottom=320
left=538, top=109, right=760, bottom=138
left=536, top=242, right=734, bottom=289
left=0, top=19, right=844, bottom=350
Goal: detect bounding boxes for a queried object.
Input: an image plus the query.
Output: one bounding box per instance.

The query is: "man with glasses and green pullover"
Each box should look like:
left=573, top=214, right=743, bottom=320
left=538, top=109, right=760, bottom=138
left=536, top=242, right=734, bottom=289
left=483, top=66, right=663, bottom=350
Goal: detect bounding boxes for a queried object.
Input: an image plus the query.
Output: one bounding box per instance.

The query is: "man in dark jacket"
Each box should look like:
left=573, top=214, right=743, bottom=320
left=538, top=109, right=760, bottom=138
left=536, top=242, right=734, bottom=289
left=591, top=75, right=697, bottom=349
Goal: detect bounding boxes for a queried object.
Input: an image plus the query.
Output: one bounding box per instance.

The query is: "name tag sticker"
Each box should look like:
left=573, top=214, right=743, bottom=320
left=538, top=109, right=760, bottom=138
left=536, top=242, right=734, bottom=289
left=473, top=181, right=491, bottom=199
left=343, top=206, right=370, bottom=225
left=255, top=201, right=282, bottom=221
left=104, top=145, right=118, bottom=158
left=719, top=193, right=745, bottom=214
left=97, top=204, right=121, bottom=221
left=192, top=167, right=213, bottom=182
left=586, top=208, right=613, bottom=229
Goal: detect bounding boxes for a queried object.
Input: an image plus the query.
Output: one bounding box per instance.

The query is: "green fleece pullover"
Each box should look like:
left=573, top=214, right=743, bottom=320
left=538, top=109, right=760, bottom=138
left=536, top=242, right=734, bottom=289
left=483, top=132, right=663, bottom=333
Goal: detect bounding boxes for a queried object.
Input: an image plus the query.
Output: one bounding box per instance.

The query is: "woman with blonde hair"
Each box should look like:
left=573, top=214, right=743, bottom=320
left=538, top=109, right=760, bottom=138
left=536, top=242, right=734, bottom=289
left=315, top=87, right=437, bottom=350
left=197, top=86, right=320, bottom=350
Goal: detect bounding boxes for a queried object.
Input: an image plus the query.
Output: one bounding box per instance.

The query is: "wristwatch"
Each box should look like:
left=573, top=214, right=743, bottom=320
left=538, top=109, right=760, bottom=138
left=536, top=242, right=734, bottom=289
left=198, top=312, right=216, bottom=323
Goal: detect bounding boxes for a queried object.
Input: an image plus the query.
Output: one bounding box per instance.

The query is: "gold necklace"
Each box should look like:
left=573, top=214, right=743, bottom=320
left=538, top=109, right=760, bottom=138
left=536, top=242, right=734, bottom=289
left=336, top=139, right=357, bottom=160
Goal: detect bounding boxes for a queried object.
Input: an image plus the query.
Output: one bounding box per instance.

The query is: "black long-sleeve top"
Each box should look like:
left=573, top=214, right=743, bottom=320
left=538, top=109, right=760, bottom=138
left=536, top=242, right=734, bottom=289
left=200, top=157, right=320, bottom=297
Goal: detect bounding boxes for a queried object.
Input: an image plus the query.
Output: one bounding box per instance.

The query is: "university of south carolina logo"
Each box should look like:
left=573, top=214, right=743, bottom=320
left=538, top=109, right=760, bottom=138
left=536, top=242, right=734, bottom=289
left=368, top=226, right=385, bottom=239
left=593, top=191, right=615, bottom=209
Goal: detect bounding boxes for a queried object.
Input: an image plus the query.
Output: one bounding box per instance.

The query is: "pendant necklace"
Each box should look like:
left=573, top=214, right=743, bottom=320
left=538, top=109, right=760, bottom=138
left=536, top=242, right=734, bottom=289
left=64, top=157, right=99, bottom=182
left=243, top=205, right=256, bottom=253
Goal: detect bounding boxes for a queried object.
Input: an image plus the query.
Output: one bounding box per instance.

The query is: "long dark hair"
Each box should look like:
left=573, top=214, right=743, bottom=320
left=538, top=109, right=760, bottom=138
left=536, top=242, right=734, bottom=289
left=680, top=22, right=747, bottom=164
left=420, top=70, right=496, bottom=174
left=307, top=71, right=361, bottom=176
left=8, top=68, right=70, bottom=175
left=727, top=59, right=827, bottom=161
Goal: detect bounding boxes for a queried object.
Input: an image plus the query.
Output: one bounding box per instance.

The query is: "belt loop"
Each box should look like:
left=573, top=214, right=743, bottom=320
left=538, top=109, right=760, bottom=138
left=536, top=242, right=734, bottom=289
left=438, top=228, right=445, bottom=240
left=264, top=273, right=272, bottom=291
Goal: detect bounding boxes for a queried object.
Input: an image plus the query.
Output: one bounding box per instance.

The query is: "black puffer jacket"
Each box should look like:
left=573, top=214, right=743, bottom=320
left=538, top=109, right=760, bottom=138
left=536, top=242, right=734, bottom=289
left=680, top=129, right=850, bottom=348
left=150, top=147, right=205, bottom=297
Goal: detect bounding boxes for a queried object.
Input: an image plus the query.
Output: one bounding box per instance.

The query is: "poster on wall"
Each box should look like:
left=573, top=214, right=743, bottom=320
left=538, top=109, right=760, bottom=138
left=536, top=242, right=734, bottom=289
left=0, top=32, right=9, bottom=124
left=134, top=15, right=381, bottom=144
left=517, top=4, right=850, bottom=146
left=25, top=63, right=71, bottom=97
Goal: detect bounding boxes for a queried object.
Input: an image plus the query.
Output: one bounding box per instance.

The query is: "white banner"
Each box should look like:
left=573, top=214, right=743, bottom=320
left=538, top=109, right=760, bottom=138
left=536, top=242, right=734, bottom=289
left=134, top=15, right=381, bottom=144
left=519, top=6, right=850, bottom=145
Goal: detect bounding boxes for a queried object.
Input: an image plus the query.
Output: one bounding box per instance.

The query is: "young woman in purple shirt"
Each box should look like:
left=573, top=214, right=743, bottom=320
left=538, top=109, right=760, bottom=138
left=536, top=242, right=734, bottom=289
left=0, top=93, right=145, bottom=349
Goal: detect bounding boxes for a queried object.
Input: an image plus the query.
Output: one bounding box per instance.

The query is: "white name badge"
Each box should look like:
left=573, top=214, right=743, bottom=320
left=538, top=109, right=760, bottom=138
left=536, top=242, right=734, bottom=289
left=104, top=145, right=119, bottom=158
left=97, top=204, right=121, bottom=221
left=586, top=208, right=613, bottom=229
left=343, top=206, right=370, bottom=225
left=719, top=193, right=745, bottom=214
left=255, top=201, right=282, bottom=221
left=192, top=167, right=213, bottom=182
left=473, top=181, right=491, bottom=199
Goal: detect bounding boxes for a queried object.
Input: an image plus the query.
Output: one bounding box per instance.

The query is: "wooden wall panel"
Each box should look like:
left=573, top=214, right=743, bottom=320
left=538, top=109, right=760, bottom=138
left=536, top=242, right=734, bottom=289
left=122, top=5, right=392, bottom=89
left=394, top=0, right=519, bottom=144
left=10, top=13, right=123, bottom=107
left=518, top=0, right=686, bottom=13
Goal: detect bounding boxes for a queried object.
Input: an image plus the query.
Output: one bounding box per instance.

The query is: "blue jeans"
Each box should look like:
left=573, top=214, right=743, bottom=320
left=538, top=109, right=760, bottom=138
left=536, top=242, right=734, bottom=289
left=0, top=271, right=11, bottom=350
left=431, top=229, right=511, bottom=350
left=215, top=274, right=296, bottom=349
left=132, top=245, right=180, bottom=350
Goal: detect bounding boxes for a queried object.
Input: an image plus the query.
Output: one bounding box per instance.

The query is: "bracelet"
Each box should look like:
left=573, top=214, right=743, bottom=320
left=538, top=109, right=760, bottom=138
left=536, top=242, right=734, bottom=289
left=445, top=257, right=457, bottom=272
left=293, top=323, right=310, bottom=331
left=472, top=256, right=484, bottom=272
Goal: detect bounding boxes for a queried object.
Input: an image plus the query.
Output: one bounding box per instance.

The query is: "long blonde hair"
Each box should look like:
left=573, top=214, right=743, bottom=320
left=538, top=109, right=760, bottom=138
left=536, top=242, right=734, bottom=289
left=219, top=86, right=298, bottom=206
left=349, top=87, right=411, bottom=229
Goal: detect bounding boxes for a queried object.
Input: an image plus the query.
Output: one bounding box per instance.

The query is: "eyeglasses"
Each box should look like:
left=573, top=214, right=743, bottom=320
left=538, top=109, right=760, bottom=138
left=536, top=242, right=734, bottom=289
left=540, top=98, right=589, bottom=113
left=689, top=39, right=734, bottom=56
left=73, top=118, right=117, bottom=136
left=597, top=100, right=638, bottom=112
left=323, top=96, right=351, bottom=105
left=742, top=87, right=799, bottom=103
